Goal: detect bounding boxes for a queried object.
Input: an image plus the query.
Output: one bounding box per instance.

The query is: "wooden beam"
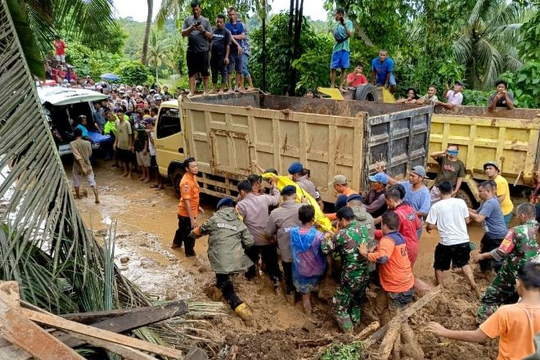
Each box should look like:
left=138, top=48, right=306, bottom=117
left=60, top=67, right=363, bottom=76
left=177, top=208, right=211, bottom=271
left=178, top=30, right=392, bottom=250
left=58, top=300, right=189, bottom=326
left=20, top=308, right=183, bottom=359
left=66, top=331, right=159, bottom=360
left=0, top=282, right=84, bottom=360
left=0, top=336, right=32, bottom=360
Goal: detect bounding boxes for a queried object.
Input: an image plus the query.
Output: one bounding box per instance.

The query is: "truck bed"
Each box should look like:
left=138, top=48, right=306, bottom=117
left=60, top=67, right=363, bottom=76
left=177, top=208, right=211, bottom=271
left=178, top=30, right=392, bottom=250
left=182, top=93, right=432, bottom=202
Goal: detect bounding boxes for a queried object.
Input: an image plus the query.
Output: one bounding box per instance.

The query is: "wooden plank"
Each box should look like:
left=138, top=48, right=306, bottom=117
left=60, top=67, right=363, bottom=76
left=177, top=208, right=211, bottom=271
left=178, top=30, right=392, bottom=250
left=0, top=304, right=84, bottom=360
left=20, top=308, right=182, bottom=359
left=66, top=331, right=158, bottom=360
left=0, top=336, right=32, bottom=360
left=59, top=300, right=188, bottom=326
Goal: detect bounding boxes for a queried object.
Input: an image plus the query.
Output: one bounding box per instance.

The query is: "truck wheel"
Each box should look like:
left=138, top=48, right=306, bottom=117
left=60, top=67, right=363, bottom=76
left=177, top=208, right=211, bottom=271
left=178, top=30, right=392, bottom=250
left=354, top=84, right=379, bottom=102
left=172, top=168, right=185, bottom=199
left=456, top=189, right=475, bottom=209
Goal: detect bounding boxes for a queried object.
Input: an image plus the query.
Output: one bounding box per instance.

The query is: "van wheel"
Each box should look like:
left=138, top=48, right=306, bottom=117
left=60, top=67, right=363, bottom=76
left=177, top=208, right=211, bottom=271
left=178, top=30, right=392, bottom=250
left=456, top=189, right=475, bottom=209
left=354, top=84, right=379, bottom=102
left=172, top=168, right=185, bottom=199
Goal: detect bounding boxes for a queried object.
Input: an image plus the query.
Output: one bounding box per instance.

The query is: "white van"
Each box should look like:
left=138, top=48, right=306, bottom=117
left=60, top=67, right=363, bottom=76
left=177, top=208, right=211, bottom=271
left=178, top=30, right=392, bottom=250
left=37, top=87, right=110, bottom=156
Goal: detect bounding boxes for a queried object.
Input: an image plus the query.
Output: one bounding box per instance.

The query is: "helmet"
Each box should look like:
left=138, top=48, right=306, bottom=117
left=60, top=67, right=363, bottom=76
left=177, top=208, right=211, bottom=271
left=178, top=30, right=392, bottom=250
left=483, top=161, right=500, bottom=171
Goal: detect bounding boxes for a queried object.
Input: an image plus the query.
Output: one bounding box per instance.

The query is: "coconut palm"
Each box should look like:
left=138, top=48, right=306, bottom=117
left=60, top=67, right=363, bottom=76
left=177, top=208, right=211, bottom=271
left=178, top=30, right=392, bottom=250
left=141, top=0, right=153, bottom=64
left=147, top=30, right=173, bottom=82
left=6, top=0, right=117, bottom=77
left=453, top=0, right=529, bottom=90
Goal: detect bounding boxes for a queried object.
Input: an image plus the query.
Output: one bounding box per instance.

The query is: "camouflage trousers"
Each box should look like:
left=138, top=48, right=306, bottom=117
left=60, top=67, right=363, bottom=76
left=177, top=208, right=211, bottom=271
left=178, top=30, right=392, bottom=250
left=333, top=269, right=370, bottom=332
left=477, top=267, right=519, bottom=322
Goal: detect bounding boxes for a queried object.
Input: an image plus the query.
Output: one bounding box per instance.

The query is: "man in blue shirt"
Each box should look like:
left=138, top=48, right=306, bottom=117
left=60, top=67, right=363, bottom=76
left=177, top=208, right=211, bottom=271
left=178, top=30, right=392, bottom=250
left=469, top=180, right=508, bottom=272
left=226, top=7, right=245, bottom=93
left=371, top=49, right=396, bottom=94
left=330, top=8, right=353, bottom=92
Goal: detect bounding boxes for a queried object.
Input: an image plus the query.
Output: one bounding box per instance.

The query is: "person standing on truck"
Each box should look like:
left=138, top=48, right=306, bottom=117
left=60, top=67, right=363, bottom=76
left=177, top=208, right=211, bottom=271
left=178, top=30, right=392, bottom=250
left=473, top=203, right=539, bottom=321
left=425, top=181, right=480, bottom=296
left=330, top=8, right=353, bottom=93
left=190, top=198, right=255, bottom=321
left=70, top=127, right=99, bottom=204
left=429, top=144, right=466, bottom=204
left=484, top=161, right=514, bottom=226
left=113, top=108, right=133, bottom=178
left=468, top=181, right=508, bottom=272
left=322, top=207, right=370, bottom=332
left=428, top=262, right=540, bottom=360
left=226, top=7, right=245, bottom=93
left=488, top=80, right=515, bottom=111
left=53, top=35, right=66, bottom=64
left=435, top=81, right=464, bottom=109
left=288, top=162, right=323, bottom=209
left=182, top=1, right=213, bottom=97
left=362, top=173, right=388, bottom=222
left=210, top=14, right=231, bottom=94
left=371, top=50, right=396, bottom=94
left=265, top=185, right=303, bottom=297
left=172, top=157, right=204, bottom=256
left=236, top=179, right=282, bottom=289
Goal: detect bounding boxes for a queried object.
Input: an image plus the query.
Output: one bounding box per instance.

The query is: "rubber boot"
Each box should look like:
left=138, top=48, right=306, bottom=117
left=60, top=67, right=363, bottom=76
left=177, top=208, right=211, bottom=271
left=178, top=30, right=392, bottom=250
left=234, top=303, right=253, bottom=321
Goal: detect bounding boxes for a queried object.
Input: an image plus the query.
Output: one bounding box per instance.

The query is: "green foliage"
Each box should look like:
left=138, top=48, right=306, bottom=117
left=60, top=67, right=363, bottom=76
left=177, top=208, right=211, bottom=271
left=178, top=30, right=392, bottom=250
left=250, top=13, right=329, bottom=95
left=67, top=41, right=132, bottom=79
left=117, top=61, right=153, bottom=85
left=501, top=62, right=540, bottom=108
left=292, top=33, right=333, bottom=93
left=519, top=6, right=540, bottom=62
left=320, top=341, right=363, bottom=360
left=462, top=89, right=491, bottom=106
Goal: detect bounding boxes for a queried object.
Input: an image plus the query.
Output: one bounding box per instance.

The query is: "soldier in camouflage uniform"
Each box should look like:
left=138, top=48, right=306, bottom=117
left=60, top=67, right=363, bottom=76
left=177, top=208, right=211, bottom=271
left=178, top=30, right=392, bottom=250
left=474, top=203, right=540, bottom=322
left=322, top=206, right=370, bottom=332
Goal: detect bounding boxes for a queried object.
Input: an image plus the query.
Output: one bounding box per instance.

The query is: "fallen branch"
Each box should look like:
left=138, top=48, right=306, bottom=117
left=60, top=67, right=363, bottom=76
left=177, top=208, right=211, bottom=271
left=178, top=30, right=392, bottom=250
left=357, top=321, right=380, bottom=340
left=363, top=285, right=442, bottom=349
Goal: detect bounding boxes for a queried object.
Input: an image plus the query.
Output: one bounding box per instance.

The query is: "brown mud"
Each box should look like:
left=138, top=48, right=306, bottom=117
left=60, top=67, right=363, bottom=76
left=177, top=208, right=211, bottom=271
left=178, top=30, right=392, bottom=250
left=71, top=160, right=500, bottom=359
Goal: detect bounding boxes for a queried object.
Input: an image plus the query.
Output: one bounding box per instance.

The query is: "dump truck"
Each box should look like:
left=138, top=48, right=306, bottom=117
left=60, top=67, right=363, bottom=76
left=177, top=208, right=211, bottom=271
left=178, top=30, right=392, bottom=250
left=429, top=106, right=540, bottom=206
left=154, top=93, right=433, bottom=202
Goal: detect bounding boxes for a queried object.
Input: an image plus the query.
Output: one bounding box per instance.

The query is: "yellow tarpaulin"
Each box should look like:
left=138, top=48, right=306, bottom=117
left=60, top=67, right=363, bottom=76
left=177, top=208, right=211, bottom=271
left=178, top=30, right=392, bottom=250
left=262, top=173, right=334, bottom=232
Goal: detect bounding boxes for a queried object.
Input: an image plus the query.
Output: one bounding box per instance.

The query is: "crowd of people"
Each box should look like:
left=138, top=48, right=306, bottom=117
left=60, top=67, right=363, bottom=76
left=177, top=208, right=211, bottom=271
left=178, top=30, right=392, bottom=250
left=172, top=145, right=540, bottom=358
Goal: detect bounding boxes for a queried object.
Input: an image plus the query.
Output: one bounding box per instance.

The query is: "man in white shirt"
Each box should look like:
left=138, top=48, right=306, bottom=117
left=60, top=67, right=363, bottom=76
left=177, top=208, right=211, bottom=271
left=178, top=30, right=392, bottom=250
left=426, top=180, right=481, bottom=296
left=436, top=80, right=464, bottom=109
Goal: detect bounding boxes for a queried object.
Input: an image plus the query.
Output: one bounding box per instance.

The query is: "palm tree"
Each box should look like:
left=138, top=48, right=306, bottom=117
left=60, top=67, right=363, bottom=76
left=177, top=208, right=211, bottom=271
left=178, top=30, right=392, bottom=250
left=453, top=0, right=529, bottom=90
left=141, top=0, right=153, bottom=64
left=147, top=30, right=173, bottom=82
left=6, top=0, right=117, bottom=77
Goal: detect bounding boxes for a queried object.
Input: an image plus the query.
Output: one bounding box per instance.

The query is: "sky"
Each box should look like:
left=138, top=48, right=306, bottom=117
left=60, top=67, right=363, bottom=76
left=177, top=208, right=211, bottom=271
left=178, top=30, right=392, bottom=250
left=113, top=0, right=328, bottom=22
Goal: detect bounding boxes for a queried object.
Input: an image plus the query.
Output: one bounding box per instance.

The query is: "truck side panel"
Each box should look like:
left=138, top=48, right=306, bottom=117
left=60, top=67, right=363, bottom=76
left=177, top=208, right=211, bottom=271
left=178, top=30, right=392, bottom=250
left=430, top=112, right=540, bottom=187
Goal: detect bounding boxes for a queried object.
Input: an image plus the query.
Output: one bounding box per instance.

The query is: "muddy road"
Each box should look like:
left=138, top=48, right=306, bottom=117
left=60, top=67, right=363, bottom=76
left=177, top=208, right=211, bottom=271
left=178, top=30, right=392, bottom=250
left=70, top=159, right=500, bottom=359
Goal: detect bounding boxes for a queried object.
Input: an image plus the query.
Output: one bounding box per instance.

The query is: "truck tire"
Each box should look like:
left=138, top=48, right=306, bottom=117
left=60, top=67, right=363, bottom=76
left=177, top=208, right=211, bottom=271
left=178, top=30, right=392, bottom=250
left=172, top=167, right=185, bottom=199
left=354, top=84, right=378, bottom=102
left=455, top=189, right=475, bottom=209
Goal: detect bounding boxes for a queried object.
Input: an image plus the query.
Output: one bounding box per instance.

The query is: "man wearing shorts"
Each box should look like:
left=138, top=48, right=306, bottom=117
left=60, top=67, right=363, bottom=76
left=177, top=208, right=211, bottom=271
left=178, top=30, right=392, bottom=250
left=113, top=109, right=133, bottom=178
left=371, top=49, right=396, bottom=94
left=70, top=128, right=99, bottom=204
left=330, top=8, right=353, bottom=92
left=226, top=7, right=245, bottom=93
left=134, top=120, right=150, bottom=183
left=182, top=1, right=213, bottom=97
left=54, top=35, right=66, bottom=64
left=426, top=181, right=480, bottom=296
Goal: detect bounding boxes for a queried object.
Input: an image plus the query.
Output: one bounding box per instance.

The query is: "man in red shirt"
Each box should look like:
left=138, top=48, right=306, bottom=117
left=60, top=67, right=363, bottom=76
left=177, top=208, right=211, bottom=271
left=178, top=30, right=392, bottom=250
left=54, top=35, right=66, bottom=64
left=346, top=63, right=368, bottom=88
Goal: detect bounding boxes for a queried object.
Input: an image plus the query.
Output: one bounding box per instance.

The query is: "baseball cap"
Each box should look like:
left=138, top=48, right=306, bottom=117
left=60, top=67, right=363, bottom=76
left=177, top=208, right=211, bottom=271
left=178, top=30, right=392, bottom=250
left=281, top=185, right=297, bottom=196
left=288, top=162, right=304, bottom=175
left=216, top=198, right=234, bottom=209
left=368, top=173, right=388, bottom=185
left=410, top=165, right=429, bottom=179
left=329, top=174, right=348, bottom=186
left=483, top=161, right=500, bottom=171
left=455, top=80, right=466, bottom=87
left=334, top=194, right=348, bottom=211
left=347, top=194, right=363, bottom=202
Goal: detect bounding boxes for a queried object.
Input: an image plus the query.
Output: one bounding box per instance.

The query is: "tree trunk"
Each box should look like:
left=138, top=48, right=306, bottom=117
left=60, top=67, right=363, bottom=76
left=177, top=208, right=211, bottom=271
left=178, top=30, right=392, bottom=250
left=261, top=0, right=267, bottom=92
left=288, top=0, right=304, bottom=95
left=141, top=0, right=153, bottom=65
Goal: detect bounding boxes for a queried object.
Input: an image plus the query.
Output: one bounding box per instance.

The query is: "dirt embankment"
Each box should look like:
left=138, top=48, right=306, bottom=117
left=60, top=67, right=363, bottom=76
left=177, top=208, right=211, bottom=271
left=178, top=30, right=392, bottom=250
left=73, top=161, right=499, bottom=359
